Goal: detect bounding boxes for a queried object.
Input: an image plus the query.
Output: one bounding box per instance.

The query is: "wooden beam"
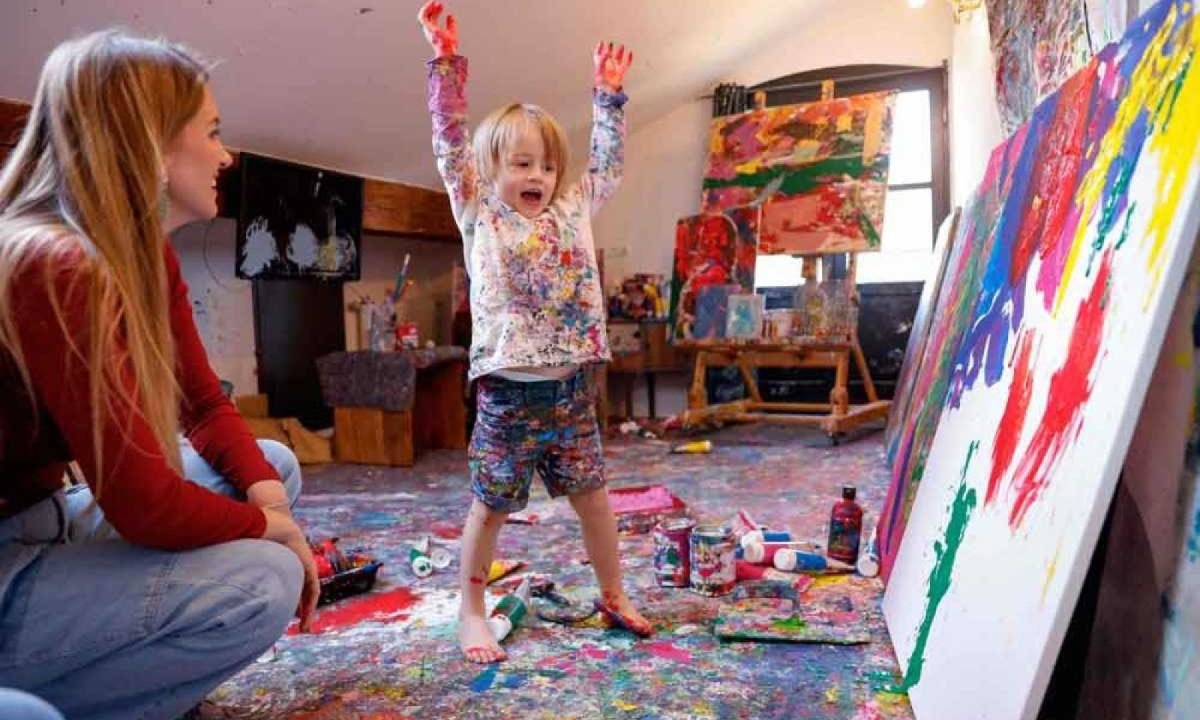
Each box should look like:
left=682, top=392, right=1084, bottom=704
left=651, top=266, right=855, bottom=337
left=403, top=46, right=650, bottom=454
left=0, top=97, right=459, bottom=243
left=1, top=97, right=30, bottom=147
left=363, top=178, right=460, bottom=241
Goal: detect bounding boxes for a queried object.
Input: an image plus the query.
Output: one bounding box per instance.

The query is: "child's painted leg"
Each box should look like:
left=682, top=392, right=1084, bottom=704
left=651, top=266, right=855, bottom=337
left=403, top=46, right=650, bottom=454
left=568, top=486, right=654, bottom=637
left=458, top=498, right=508, bottom=663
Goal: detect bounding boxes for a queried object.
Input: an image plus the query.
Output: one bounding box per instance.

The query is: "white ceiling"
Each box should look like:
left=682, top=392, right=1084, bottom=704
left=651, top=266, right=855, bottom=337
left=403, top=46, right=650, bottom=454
left=0, top=0, right=853, bottom=189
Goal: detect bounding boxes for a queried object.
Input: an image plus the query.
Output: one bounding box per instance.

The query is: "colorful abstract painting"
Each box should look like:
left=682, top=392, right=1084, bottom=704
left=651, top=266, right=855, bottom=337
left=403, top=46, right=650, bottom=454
left=877, top=191, right=999, bottom=581
left=986, top=0, right=1128, bottom=135
left=668, top=207, right=758, bottom=341
left=883, top=208, right=961, bottom=466
left=700, top=92, right=896, bottom=253
left=882, top=3, right=1200, bottom=719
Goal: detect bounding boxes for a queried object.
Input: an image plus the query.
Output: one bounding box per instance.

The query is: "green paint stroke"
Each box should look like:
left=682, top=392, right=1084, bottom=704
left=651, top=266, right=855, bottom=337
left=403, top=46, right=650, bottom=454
left=701, top=155, right=871, bottom=195
left=1114, top=202, right=1136, bottom=251
left=903, top=440, right=980, bottom=691
left=772, top=616, right=808, bottom=631
left=857, top=211, right=882, bottom=248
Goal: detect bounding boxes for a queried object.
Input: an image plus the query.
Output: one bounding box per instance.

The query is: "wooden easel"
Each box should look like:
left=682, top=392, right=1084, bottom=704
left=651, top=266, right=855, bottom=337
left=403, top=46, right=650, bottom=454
left=678, top=80, right=891, bottom=442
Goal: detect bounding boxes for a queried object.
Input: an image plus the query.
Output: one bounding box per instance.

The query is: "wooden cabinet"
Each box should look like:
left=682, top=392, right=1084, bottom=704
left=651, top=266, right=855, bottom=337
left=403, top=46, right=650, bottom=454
left=605, top=320, right=687, bottom=419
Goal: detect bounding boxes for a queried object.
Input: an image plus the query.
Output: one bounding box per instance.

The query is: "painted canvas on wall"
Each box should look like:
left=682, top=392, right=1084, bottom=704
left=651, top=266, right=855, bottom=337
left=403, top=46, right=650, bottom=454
left=236, top=153, right=363, bottom=281
left=883, top=4, right=1200, bottom=720
left=668, top=207, right=758, bottom=341
left=987, top=0, right=1128, bottom=134
left=700, top=92, right=896, bottom=253
left=883, top=207, right=960, bottom=466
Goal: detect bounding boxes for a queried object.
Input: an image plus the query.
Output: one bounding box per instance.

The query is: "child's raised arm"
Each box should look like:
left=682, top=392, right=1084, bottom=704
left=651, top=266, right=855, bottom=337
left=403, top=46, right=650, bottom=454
left=584, top=42, right=633, bottom=213
left=419, top=1, right=478, bottom=231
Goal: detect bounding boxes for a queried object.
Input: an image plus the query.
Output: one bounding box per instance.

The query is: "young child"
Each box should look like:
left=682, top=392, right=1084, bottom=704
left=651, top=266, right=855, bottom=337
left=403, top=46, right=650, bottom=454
left=418, top=1, right=650, bottom=664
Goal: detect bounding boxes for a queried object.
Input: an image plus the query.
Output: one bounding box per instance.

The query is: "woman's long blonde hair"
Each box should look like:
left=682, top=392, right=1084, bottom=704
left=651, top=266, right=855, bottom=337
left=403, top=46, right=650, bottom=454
left=0, top=30, right=211, bottom=493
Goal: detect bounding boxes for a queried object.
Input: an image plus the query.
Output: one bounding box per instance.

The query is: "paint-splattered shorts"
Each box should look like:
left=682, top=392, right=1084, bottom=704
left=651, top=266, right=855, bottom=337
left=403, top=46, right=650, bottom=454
left=468, top=370, right=605, bottom=512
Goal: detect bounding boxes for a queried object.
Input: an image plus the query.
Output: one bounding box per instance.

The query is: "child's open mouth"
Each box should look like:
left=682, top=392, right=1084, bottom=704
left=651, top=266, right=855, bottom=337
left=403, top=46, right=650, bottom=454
left=520, top=190, right=543, bottom=204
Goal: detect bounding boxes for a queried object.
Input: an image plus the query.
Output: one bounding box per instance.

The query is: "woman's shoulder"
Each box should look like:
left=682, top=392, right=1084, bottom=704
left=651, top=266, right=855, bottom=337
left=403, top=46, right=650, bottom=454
left=3, top=224, right=98, bottom=283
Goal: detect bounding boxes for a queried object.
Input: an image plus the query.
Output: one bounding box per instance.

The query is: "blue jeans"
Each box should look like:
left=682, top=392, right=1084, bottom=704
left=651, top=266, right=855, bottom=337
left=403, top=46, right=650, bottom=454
left=0, top=439, right=304, bottom=720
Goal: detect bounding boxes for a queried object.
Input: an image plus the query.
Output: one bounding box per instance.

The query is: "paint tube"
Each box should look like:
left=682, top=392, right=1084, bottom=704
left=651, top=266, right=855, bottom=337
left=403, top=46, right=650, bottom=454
left=742, top=539, right=821, bottom=565
left=670, top=440, right=712, bottom=454
left=486, top=576, right=532, bottom=643
left=772, top=548, right=855, bottom=574
left=857, top=523, right=880, bottom=578
left=409, top=546, right=434, bottom=578
left=738, top=529, right=794, bottom=549
left=735, top=560, right=814, bottom=591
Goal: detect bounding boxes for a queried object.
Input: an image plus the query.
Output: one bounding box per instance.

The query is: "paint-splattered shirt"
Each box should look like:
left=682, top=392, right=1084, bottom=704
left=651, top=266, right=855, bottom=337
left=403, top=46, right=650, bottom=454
left=427, top=55, right=624, bottom=381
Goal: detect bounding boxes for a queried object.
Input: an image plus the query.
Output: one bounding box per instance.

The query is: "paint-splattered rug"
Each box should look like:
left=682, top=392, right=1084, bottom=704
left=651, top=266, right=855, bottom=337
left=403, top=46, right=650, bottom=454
left=210, top=423, right=912, bottom=719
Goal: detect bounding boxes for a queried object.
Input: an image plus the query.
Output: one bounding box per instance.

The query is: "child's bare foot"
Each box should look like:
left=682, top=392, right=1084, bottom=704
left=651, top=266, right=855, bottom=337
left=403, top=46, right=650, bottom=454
left=595, top=591, right=654, bottom=637
left=458, top=614, right=506, bottom=663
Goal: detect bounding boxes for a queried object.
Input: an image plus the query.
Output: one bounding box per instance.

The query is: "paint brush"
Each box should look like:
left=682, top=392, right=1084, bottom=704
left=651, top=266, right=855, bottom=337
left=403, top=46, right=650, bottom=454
left=392, top=253, right=411, bottom=302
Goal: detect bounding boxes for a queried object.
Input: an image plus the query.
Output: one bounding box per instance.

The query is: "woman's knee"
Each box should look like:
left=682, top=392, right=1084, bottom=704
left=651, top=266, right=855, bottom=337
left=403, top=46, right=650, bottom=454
left=241, top=540, right=304, bottom=624
left=256, top=439, right=302, bottom=506
left=0, top=688, right=64, bottom=720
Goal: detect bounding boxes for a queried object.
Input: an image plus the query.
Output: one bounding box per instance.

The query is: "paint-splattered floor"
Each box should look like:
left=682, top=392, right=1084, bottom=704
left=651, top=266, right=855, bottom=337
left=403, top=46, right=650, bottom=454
left=210, top=423, right=912, bottom=720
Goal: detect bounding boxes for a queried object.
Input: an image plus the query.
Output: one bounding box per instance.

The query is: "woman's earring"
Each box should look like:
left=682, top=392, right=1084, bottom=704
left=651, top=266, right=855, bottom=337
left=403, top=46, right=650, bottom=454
left=158, top=178, right=170, bottom=224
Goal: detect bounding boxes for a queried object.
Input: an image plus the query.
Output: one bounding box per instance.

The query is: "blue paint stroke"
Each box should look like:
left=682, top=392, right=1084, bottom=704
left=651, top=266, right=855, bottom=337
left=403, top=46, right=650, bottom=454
left=469, top=663, right=499, bottom=693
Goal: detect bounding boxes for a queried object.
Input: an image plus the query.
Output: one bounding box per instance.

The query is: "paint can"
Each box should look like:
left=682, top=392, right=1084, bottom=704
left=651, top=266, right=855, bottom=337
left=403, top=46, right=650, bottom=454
left=688, top=523, right=736, bottom=596
left=653, top=517, right=696, bottom=587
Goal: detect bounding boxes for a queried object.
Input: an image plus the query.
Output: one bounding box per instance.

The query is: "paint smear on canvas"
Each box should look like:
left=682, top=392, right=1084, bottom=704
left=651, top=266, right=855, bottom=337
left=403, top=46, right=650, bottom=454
left=903, top=443, right=979, bottom=690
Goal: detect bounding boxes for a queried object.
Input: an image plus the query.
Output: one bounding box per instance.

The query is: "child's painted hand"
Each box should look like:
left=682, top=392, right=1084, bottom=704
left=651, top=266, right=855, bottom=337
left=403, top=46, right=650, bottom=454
left=594, top=42, right=633, bottom=92
left=418, top=0, right=458, bottom=58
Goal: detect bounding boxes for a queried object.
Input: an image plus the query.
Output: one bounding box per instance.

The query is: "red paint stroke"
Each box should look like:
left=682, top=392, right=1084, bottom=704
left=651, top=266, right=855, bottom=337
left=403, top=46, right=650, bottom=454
left=469, top=575, right=485, bottom=586
left=1014, top=61, right=1096, bottom=293
left=1009, top=250, right=1111, bottom=528
left=430, top=520, right=462, bottom=540
left=644, top=641, right=692, bottom=663
left=288, top=587, right=421, bottom=635
left=580, top=645, right=609, bottom=660
left=988, top=328, right=1038, bottom=504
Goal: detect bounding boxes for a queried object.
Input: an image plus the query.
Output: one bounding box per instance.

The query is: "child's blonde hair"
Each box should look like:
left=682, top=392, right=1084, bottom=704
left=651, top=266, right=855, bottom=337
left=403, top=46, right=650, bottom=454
left=473, top=103, right=569, bottom=204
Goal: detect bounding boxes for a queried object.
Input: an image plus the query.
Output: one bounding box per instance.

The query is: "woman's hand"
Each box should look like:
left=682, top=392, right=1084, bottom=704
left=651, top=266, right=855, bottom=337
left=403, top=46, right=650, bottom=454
left=418, top=1, right=458, bottom=58
left=262, top=508, right=321, bottom=632
left=594, top=42, right=632, bottom=92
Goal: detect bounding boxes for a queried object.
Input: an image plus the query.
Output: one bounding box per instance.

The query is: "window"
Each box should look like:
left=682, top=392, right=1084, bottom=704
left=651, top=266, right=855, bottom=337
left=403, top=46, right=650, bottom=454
left=748, top=64, right=949, bottom=287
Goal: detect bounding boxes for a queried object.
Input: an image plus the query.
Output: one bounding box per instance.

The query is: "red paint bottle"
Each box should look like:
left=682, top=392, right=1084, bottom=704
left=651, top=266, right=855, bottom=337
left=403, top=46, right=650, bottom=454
left=827, top=486, right=863, bottom=565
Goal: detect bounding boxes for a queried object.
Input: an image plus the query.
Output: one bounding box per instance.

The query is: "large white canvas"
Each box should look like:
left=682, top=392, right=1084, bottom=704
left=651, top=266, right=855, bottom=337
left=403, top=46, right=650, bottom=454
left=882, top=2, right=1200, bottom=718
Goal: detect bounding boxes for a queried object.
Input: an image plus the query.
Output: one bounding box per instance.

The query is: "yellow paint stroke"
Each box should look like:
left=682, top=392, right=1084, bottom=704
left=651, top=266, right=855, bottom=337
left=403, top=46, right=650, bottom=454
left=1056, top=4, right=1196, bottom=313
left=1041, top=544, right=1061, bottom=607
left=810, top=573, right=854, bottom=590
left=874, top=691, right=910, bottom=709
left=862, top=97, right=888, bottom=164
left=825, top=683, right=841, bottom=704
left=612, top=699, right=638, bottom=712
left=1175, top=349, right=1195, bottom=368
left=836, top=111, right=853, bottom=134
left=1144, top=8, right=1200, bottom=307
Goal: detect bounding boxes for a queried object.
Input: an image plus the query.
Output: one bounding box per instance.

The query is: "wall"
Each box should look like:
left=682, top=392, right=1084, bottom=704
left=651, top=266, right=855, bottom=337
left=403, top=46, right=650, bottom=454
left=949, top=8, right=1004, bottom=204
left=171, top=219, right=460, bottom=400
left=593, top=0, right=955, bottom=418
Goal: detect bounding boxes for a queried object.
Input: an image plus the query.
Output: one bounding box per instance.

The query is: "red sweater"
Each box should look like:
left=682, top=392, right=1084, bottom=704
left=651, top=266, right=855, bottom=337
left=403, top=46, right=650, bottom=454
left=0, top=238, right=270, bottom=548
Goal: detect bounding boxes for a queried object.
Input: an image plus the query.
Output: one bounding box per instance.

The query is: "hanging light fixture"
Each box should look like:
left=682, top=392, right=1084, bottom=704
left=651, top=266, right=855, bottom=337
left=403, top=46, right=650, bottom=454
left=949, top=0, right=985, bottom=21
